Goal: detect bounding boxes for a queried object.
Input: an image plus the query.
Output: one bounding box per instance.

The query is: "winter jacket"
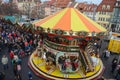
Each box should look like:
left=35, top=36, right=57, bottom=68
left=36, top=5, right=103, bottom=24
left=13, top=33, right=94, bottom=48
left=1, top=57, right=8, bottom=65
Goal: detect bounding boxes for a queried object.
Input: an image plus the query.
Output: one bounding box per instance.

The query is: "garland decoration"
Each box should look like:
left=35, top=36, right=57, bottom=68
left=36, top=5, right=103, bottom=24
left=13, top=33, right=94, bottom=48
left=54, top=29, right=64, bottom=35
left=96, top=32, right=105, bottom=37
left=37, top=26, right=43, bottom=32
left=77, top=31, right=88, bottom=36
left=69, top=30, right=73, bottom=35
left=47, top=28, right=50, bottom=33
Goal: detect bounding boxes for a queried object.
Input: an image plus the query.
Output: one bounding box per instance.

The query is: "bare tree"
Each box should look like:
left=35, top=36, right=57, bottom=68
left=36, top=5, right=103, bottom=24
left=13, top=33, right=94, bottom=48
left=0, top=0, right=3, bottom=15
left=0, top=2, right=21, bottom=16
left=22, top=2, right=32, bottom=19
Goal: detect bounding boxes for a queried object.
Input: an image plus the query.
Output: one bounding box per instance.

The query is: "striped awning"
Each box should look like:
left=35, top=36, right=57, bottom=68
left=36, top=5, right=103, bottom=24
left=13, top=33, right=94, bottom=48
left=33, top=8, right=107, bottom=33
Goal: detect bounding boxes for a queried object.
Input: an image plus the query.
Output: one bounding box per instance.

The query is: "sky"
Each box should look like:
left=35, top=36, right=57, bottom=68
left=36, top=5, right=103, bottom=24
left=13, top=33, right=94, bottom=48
left=76, top=0, right=102, bottom=4
left=3, top=0, right=9, bottom=2
left=3, top=0, right=102, bottom=5
left=41, top=0, right=102, bottom=4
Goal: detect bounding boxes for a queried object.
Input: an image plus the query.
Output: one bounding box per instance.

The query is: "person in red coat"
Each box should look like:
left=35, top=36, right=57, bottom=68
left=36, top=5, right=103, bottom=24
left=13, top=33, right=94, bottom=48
left=9, top=50, right=14, bottom=60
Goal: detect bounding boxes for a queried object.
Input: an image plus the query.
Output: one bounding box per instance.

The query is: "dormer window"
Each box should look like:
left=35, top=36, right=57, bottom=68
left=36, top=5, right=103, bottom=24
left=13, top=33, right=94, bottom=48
left=89, top=7, right=91, bottom=10
left=84, top=7, right=86, bottom=10
left=102, top=5, right=106, bottom=10
left=87, top=7, right=91, bottom=10
left=107, top=5, right=110, bottom=10
left=116, top=3, right=118, bottom=6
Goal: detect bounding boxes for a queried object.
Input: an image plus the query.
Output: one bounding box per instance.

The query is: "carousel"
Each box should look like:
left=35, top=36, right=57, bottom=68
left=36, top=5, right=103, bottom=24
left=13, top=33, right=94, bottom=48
left=28, top=8, right=107, bottom=80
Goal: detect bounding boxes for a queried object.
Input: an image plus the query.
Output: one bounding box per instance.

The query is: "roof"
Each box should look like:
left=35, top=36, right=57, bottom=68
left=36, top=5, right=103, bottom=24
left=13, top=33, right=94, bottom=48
left=4, top=16, right=16, bottom=23
left=33, top=8, right=106, bottom=32
left=96, top=0, right=116, bottom=12
left=56, top=0, right=71, bottom=8
left=44, top=0, right=56, bottom=6
left=77, top=3, right=97, bottom=12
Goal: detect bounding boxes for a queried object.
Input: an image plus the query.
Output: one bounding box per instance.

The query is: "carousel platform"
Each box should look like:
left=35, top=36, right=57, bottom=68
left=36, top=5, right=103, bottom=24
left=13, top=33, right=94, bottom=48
left=28, top=50, right=105, bottom=80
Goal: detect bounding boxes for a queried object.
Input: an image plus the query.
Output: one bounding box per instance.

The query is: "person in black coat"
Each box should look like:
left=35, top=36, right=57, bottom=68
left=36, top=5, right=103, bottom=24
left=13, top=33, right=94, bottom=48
left=111, top=57, right=118, bottom=73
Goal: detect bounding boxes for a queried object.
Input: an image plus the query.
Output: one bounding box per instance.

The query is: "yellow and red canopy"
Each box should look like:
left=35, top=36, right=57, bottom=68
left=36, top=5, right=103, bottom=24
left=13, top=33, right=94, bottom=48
left=33, top=8, right=106, bottom=32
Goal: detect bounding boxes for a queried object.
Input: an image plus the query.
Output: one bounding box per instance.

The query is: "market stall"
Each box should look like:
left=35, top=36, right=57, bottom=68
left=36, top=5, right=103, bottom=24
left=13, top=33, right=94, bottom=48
left=108, top=35, right=120, bottom=53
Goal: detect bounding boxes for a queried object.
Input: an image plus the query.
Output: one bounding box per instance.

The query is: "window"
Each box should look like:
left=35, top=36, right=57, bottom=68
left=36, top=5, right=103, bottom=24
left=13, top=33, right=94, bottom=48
left=116, top=3, right=118, bottom=6
left=102, top=12, right=104, bottom=15
left=101, top=18, right=102, bottom=21
left=119, top=13, right=120, bottom=17
left=107, top=12, right=109, bottom=15
left=89, top=7, right=91, bottom=10
left=101, top=18, right=103, bottom=21
left=101, top=12, right=103, bottom=14
left=103, top=12, right=105, bottom=15
left=99, top=12, right=101, bottom=14
left=103, top=18, right=105, bottom=21
left=102, top=5, right=106, bottom=10
left=98, top=18, right=100, bottom=21
left=107, top=5, right=110, bottom=10
left=91, top=12, right=93, bottom=15
left=87, top=7, right=90, bottom=10
left=104, top=12, right=106, bottom=15
left=99, top=18, right=101, bottom=21
left=106, top=18, right=109, bottom=21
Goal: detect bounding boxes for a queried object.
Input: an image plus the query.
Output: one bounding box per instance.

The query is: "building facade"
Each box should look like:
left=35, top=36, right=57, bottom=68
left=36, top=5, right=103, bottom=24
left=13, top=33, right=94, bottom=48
left=43, top=0, right=76, bottom=16
left=96, top=0, right=116, bottom=29
left=109, top=0, right=120, bottom=32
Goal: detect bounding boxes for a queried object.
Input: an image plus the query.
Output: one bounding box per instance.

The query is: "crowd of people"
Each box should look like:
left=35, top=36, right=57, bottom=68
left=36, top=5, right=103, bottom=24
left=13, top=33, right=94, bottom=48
left=0, top=19, right=41, bottom=80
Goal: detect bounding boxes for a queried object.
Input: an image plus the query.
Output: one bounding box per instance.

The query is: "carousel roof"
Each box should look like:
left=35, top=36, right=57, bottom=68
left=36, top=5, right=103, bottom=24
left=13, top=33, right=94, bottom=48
left=33, top=8, right=106, bottom=32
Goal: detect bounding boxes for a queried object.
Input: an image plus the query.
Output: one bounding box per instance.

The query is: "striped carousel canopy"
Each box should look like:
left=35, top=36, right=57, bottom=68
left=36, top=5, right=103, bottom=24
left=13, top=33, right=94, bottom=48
left=33, top=8, right=106, bottom=33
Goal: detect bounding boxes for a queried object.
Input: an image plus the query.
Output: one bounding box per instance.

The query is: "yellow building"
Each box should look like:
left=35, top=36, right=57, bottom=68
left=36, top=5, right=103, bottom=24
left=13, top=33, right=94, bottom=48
left=96, top=0, right=116, bottom=29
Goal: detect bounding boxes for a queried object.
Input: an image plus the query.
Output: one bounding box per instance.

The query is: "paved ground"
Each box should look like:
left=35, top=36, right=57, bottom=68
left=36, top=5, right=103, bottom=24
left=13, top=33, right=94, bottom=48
left=100, top=40, right=119, bottom=79
left=0, top=39, right=119, bottom=80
